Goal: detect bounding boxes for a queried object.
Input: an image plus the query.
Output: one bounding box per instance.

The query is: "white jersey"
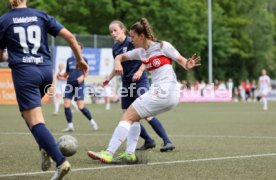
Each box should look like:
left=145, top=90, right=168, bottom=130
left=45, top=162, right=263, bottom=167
left=126, top=41, right=180, bottom=85
left=56, top=70, right=67, bottom=94
left=125, top=41, right=181, bottom=118
left=259, top=75, right=271, bottom=95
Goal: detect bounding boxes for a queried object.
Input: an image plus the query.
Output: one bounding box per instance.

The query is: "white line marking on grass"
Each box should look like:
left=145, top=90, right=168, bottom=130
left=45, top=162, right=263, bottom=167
left=1, top=153, right=276, bottom=178
left=2, top=132, right=276, bottom=140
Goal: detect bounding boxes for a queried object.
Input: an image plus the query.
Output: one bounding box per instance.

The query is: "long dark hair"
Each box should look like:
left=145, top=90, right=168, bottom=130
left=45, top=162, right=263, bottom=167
left=130, top=17, right=156, bottom=41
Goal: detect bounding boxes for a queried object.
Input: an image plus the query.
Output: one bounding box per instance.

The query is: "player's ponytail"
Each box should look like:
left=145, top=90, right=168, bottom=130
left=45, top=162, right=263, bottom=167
left=140, top=18, right=156, bottom=41
left=131, top=17, right=160, bottom=44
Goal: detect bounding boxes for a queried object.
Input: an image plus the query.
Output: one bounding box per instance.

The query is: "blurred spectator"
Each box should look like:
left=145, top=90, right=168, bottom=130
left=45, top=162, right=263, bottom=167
left=199, top=80, right=206, bottom=96
left=239, top=81, right=246, bottom=102
left=251, top=80, right=257, bottom=102
left=245, top=80, right=251, bottom=101
left=218, top=80, right=226, bottom=90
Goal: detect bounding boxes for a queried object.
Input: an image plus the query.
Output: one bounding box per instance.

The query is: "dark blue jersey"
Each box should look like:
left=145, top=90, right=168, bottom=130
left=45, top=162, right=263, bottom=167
left=0, top=8, right=63, bottom=67
left=66, top=56, right=87, bottom=83
left=112, top=36, right=147, bottom=82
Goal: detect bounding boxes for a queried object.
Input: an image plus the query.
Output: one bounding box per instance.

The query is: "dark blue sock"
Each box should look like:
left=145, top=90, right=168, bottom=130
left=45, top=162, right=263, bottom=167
left=31, top=123, right=65, bottom=166
left=80, top=107, right=92, bottom=120
left=64, top=107, right=72, bottom=123
left=149, top=117, right=171, bottom=144
left=140, top=124, right=154, bottom=143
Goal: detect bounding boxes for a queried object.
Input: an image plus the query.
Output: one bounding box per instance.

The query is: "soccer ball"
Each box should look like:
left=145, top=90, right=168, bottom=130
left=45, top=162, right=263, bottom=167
left=57, top=135, right=78, bottom=157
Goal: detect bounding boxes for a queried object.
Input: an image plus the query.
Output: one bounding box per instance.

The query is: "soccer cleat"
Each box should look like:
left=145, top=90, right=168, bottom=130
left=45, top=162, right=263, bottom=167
left=52, top=112, right=59, bottom=116
left=136, top=140, right=156, bottom=151
left=87, top=150, right=112, bottom=163
left=160, top=143, right=175, bottom=152
left=50, top=160, right=71, bottom=180
left=62, top=127, right=74, bottom=132
left=113, top=152, right=137, bottom=164
left=41, top=149, right=52, bottom=171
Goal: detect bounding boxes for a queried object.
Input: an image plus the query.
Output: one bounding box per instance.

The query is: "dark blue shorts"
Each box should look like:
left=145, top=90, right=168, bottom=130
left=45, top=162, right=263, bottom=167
left=121, top=78, right=149, bottom=109
left=11, top=65, right=53, bottom=112
left=63, top=82, right=85, bottom=101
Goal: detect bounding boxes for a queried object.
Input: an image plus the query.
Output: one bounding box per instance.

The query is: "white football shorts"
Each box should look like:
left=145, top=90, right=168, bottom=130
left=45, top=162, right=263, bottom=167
left=132, top=82, right=180, bottom=118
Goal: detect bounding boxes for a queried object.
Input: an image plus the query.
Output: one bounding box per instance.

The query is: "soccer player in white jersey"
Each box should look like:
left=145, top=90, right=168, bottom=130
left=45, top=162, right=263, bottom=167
left=87, top=17, right=200, bottom=163
left=258, top=69, right=271, bottom=110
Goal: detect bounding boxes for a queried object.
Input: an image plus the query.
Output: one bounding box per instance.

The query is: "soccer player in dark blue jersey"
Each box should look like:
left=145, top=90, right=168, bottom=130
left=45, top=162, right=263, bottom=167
left=0, top=0, right=88, bottom=179
left=58, top=43, right=98, bottom=132
left=103, top=20, right=175, bottom=152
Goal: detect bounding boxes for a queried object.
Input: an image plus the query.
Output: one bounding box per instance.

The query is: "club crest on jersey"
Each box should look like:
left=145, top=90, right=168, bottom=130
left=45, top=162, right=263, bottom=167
left=123, top=47, right=127, bottom=53
left=143, top=55, right=172, bottom=71
left=152, top=58, right=161, bottom=67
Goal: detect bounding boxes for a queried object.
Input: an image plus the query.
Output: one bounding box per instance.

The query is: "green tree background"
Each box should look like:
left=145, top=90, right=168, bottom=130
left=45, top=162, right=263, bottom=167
left=1, top=0, right=275, bottom=84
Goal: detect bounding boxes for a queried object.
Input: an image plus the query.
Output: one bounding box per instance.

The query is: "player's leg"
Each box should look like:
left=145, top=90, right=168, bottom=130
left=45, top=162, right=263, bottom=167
left=53, top=92, right=62, bottom=115
left=144, top=116, right=175, bottom=152
left=262, top=93, right=268, bottom=110
left=136, top=80, right=174, bottom=151
left=22, top=108, right=66, bottom=170
left=76, top=83, right=98, bottom=130
left=105, top=96, right=111, bottom=110
left=77, top=100, right=98, bottom=130
left=87, top=105, right=141, bottom=163
left=71, top=99, right=79, bottom=112
left=135, top=83, right=180, bottom=152
left=12, top=66, right=69, bottom=174
left=123, top=81, right=156, bottom=150
left=63, top=98, right=74, bottom=131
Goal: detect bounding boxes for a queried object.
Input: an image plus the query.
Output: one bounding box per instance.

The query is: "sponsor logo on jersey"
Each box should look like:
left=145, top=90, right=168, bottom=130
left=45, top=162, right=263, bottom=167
left=13, top=16, right=38, bottom=24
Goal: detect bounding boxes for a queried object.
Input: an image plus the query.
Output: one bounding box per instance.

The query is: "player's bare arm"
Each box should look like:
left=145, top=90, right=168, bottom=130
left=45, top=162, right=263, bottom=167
left=114, top=53, right=129, bottom=75
left=176, top=53, right=201, bottom=70
left=132, top=64, right=146, bottom=81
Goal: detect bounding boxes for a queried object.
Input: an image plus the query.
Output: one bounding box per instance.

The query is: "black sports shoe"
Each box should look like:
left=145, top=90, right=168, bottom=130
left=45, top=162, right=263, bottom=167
left=160, top=143, right=175, bottom=152
left=136, top=140, right=156, bottom=151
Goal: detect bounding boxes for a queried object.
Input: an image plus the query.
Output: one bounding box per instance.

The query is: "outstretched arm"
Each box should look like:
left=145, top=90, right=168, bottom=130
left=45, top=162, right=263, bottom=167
left=175, top=54, right=201, bottom=70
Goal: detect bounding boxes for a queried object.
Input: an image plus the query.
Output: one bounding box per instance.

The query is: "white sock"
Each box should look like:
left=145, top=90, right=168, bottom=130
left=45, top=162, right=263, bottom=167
left=106, top=121, right=131, bottom=156
left=90, top=119, right=97, bottom=125
left=68, top=122, right=74, bottom=129
left=263, top=98, right=268, bottom=109
left=71, top=100, right=78, bottom=110
left=106, top=103, right=110, bottom=110
left=126, top=122, right=141, bottom=154
left=54, top=99, right=60, bottom=113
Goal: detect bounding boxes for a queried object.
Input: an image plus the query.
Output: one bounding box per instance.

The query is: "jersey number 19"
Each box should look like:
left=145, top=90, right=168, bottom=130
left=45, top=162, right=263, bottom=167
left=14, top=25, right=41, bottom=55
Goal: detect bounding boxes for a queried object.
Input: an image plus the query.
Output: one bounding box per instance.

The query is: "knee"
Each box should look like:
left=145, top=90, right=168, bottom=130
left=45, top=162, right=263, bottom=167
left=144, top=117, right=153, bottom=121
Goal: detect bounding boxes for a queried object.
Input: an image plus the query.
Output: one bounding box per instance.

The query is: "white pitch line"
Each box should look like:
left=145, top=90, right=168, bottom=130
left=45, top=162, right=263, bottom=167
left=1, top=132, right=276, bottom=140
left=1, top=153, right=276, bottom=178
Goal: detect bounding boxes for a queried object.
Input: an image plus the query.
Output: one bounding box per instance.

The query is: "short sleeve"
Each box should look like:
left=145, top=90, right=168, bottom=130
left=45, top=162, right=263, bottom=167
left=162, top=41, right=181, bottom=61
left=125, top=48, right=142, bottom=61
left=47, top=15, right=64, bottom=37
